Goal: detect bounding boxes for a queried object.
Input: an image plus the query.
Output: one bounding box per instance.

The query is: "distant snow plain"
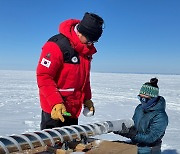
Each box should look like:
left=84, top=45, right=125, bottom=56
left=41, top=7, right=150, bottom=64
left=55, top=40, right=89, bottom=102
left=0, top=70, right=179, bottom=154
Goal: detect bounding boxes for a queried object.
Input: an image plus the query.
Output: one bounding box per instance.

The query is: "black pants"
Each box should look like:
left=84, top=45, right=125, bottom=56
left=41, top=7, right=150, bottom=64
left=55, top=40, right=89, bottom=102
left=40, top=110, right=78, bottom=130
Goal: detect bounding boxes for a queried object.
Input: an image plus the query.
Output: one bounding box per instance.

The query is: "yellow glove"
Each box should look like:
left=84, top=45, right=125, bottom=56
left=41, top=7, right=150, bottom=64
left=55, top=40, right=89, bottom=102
left=84, top=100, right=95, bottom=114
left=51, top=104, right=66, bottom=122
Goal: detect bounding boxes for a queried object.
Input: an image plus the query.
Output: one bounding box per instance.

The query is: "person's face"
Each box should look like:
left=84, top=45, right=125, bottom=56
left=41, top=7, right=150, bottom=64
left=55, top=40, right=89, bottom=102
left=137, top=94, right=151, bottom=104
left=77, top=32, right=96, bottom=46
left=139, top=94, right=151, bottom=99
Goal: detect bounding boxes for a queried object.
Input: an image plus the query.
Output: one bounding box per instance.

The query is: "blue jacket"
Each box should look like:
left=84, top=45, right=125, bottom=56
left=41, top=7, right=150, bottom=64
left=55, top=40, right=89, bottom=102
left=132, top=96, right=168, bottom=151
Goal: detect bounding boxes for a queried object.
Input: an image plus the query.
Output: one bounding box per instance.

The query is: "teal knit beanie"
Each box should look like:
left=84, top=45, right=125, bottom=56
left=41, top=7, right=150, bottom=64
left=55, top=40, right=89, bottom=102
left=139, top=78, right=159, bottom=97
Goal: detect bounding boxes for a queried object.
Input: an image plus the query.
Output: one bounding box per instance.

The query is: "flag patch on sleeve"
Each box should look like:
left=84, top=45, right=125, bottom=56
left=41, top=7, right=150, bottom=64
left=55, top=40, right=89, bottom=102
left=40, top=58, right=51, bottom=68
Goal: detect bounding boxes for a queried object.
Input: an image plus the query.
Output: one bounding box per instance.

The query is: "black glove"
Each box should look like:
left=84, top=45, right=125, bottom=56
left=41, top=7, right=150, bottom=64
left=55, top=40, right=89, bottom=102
left=125, top=126, right=137, bottom=138
left=113, top=123, right=137, bottom=139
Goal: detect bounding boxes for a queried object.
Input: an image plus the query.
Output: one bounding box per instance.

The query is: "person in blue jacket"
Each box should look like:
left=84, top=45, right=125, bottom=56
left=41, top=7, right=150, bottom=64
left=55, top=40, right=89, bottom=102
left=114, top=78, right=168, bottom=154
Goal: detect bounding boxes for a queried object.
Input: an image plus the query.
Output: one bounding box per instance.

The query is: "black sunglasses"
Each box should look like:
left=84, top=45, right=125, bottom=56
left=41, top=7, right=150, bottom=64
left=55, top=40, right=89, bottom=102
left=86, top=40, right=98, bottom=44
left=85, top=36, right=98, bottom=44
left=137, top=95, right=151, bottom=103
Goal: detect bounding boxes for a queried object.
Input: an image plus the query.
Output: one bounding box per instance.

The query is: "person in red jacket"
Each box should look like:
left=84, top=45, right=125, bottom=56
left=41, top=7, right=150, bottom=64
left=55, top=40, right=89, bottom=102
left=36, top=12, right=104, bottom=130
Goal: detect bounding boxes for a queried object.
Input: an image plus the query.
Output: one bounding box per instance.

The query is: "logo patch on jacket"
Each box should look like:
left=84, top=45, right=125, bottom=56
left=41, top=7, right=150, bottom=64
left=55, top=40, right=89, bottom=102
left=71, top=56, right=78, bottom=63
left=41, top=58, right=51, bottom=68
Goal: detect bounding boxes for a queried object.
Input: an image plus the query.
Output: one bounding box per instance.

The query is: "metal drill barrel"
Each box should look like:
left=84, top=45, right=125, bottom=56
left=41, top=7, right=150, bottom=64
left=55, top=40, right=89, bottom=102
left=0, top=119, right=133, bottom=153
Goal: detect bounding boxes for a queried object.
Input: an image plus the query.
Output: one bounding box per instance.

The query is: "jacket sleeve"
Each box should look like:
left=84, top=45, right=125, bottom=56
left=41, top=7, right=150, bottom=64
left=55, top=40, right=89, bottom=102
left=83, top=61, right=92, bottom=101
left=83, top=46, right=96, bottom=101
left=36, top=42, right=64, bottom=108
left=83, top=79, right=92, bottom=101
left=132, top=112, right=168, bottom=145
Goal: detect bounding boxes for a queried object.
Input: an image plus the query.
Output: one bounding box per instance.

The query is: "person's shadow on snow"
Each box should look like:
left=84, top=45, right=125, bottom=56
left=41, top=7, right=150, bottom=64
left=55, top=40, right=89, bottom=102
left=162, top=149, right=179, bottom=154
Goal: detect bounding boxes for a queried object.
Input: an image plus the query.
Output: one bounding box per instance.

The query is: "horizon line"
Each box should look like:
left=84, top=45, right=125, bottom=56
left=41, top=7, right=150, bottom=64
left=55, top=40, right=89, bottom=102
left=0, top=69, right=179, bottom=76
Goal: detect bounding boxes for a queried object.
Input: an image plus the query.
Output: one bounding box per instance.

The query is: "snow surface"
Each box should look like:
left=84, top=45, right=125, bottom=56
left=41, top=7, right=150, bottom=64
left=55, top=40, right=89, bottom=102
left=0, top=70, right=179, bottom=154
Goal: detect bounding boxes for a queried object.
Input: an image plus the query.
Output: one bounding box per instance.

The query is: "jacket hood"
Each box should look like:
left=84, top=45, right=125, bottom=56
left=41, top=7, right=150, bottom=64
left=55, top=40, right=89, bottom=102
left=59, top=19, right=97, bottom=56
left=144, top=96, right=166, bottom=112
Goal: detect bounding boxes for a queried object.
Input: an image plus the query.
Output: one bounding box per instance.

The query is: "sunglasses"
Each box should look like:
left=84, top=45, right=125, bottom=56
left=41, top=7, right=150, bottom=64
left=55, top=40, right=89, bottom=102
left=137, top=95, right=151, bottom=103
left=86, top=36, right=98, bottom=44
left=86, top=40, right=98, bottom=45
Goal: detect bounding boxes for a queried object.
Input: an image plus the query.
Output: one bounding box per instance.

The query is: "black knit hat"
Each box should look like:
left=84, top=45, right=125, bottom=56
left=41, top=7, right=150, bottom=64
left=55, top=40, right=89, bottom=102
left=77, top=12, right=104, bottom=42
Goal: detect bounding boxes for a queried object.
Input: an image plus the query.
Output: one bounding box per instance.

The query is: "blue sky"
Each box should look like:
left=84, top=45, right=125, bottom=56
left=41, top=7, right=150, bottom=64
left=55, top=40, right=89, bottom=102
left=0, top=0, right=179, bottom=74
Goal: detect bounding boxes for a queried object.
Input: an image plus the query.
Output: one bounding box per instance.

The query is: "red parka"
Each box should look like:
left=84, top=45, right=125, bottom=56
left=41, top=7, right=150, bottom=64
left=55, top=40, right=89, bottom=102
left=36, top=19, right=97, bottom=118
